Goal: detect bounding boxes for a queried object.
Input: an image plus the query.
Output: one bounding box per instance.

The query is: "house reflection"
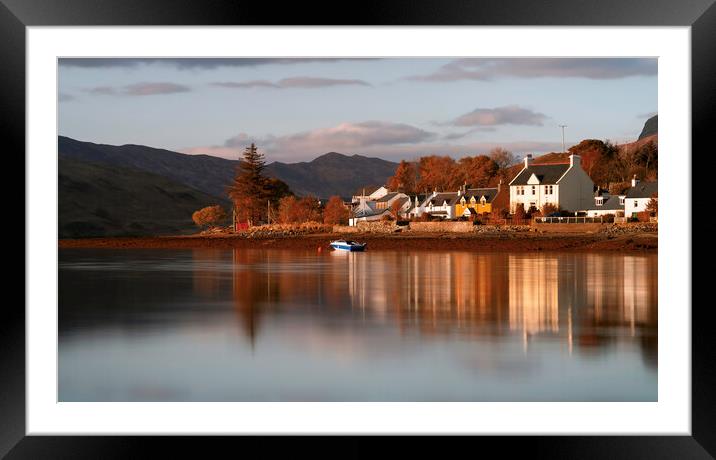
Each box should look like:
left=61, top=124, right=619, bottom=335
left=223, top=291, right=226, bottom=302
left=195, top=249, right=656, bottom=360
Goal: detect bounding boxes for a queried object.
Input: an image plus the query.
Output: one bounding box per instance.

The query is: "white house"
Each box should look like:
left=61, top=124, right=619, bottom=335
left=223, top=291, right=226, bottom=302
left=351, top=185, right=389, bottom=204
left=348, top=191, right=412, bottom=226
left=414, top=191, right=460, bottom=219
left=508, top=153, right=594, bottom=214
left=624, top=177, right=657, bottom=217
left=582, top=191, right=626, bottom=217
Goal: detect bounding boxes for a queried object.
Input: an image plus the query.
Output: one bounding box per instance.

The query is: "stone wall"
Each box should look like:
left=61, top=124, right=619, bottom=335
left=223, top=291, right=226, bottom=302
left=408, top=221, right=474, bottom=233
left=334, top=221, right=399, bottom=233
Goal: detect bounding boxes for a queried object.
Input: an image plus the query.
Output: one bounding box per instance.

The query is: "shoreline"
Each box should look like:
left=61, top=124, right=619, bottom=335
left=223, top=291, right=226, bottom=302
left=59, top=231, right=658, bottom=252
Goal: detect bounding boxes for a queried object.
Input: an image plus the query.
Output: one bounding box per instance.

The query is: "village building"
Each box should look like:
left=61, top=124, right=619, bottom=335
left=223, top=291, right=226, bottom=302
left=351, top=185, right=389, bottom=204
left=583, top=190, right=626, bottom=218
left=415, top=191, right=461, bottom=219
left=455, top=186, right=499, bottom=217
left=624, top=177, right=658, bottom=218
left=508, top=153, right=594, bottom=214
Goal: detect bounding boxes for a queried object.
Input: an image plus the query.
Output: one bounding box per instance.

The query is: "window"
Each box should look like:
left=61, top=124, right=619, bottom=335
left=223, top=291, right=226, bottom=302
left=596, top=197, right=603, bottom=206
left=619, top=196, right=625, bottom=205
left=546, top=185, right=553, bottom=195
left=531, top=186, right=536, bottom=195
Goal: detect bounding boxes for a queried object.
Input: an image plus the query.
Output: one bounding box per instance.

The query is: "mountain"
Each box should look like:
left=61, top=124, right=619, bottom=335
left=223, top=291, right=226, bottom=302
left=59, top=157, right=230, bottom=237
left=58, top=136, right=398, bottom=199
left=638, top=115, right=658, bottom=140
left=59, top=136, right=238, bottom=199
left=265, top=152, right=398, bottom=198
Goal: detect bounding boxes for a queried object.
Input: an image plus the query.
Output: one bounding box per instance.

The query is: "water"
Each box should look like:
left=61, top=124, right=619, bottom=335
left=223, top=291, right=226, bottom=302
left=59, top=248, right=657, bottom=401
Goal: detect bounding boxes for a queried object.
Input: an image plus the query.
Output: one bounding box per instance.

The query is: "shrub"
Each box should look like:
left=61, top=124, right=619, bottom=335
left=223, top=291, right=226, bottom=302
left=192, top=205, right=228, bottom=228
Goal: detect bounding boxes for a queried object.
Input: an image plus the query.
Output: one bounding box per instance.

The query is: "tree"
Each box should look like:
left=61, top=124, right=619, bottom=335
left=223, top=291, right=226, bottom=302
left=417, top=155, right=460, bottom=192
left=323, top=196, right=349, bottom=225
left=457, top=155, right=499, bottom=188
left=227, top=143, right=292, bottom=226
left=513, top=203, right=526, bottom=221
left=387, top=160, right=418, bottom=194
left=192, top=205, right=228, bottom=228
left=541, top=203, right=560, bottom=216
left=488, top=147, right=516, bottom=170
left=390, top=199, right=404, bottom=220
left=228, top=143, right=269, bottom=226
left=646, top=193, right=658, bottom=215
left=278, top=195, right=322, bottom=224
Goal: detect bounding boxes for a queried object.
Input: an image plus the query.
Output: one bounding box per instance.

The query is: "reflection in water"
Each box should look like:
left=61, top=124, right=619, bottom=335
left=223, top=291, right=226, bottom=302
left=59, top=249, right=657, bottom=401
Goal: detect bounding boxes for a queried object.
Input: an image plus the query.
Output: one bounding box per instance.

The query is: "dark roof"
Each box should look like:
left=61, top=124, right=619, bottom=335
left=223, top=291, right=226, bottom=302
left=625, top=181, right=658, bottom=199
left=428, top=192, right=459, bottom=206
left=587, top=194, right=624, bottom=211
left=510, top=164, right=570, bottom=186
left=462, top=187, right=498, bottom=203
left=376, top=192, right=399, bottom=202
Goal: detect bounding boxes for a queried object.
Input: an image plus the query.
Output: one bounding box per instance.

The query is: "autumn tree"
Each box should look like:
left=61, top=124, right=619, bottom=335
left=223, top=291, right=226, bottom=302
left=278, top=195, right=322, bottom=224
left=488, top=147, right=516, bottom=170
left=227, top=143, right=292, bottom=226
left=417, top=155, right=460, bottom=192
left=387, top=160, right=418, bottom=194
left=390, top=199, right=404, bottom=220
left=513, top=203, right=526, bottom=221
left=323, top=196, right=349, bottom=225
left=457, top=155, right=499, bottom=188
left=646, top=193, right=658, bottom=215
left=192, top=205, right=228, bottom=228
left=541, top=203, right=560, bottom=216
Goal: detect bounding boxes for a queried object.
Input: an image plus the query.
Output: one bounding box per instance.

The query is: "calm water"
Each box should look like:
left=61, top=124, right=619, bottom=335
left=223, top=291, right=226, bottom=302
left=59, top=249, right=657, bottom=401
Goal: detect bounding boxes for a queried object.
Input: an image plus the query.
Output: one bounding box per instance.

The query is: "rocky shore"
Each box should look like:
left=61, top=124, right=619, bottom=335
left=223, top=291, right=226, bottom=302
left=59, top=223, right=657, bottom=252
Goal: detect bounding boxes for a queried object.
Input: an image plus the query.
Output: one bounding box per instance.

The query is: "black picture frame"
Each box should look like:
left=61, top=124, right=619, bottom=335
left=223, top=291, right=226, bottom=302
left=6, top=0, right=713, bottom=457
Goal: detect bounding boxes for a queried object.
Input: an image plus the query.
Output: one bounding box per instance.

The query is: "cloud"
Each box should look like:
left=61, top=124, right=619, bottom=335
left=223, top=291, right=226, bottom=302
left=179, top=121, right=568, bottom=163
left=59, top=58, right=377, bottom=69
left=637, top=111, right=657, bottom=118
left=182, top=121, right=435, bottom=161
left=451, top=105, right=548, bottom=127
left=123, top=82, right=191, bottom=96
left=58, top=93, right=75, bottom=102
left=408, top=58, right=657, bottom=82
left=84, top=82, right=191, bottom=96
left=211, top=77, right=371, bottom=89
left=211, top=80, right=280, bottom=89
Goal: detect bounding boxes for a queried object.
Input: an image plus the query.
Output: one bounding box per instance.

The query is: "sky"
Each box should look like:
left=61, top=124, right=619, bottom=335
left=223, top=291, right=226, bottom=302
left=58, top=58, right=657, bottom=163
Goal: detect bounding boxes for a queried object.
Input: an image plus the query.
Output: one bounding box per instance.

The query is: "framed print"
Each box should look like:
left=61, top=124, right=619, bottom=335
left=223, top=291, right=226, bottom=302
left=7, top=0, right=714, bottom=457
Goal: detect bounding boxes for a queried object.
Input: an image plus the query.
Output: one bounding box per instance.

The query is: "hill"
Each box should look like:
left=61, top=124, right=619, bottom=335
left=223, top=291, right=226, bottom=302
left=58, top=136, right=397, bottom=199
left=638, top=115, right=658, bottom=140
left=59, top=157, right=230, bottom=237
left=265, top=152, right=397, bottom=198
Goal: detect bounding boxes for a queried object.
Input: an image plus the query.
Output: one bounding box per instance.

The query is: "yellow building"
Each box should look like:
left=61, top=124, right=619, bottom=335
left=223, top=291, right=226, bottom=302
left=455, top=188, right=498, bottom=217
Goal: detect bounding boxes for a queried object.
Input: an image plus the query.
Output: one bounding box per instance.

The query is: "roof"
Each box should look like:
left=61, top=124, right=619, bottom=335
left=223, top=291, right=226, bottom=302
left=353, top=185, right=383, bottom=196
left=427, top=192, right=459, bottom=207
left=586, top=194, right=624, bottom=211
left=625, top=181, right=657, bottom=199
left=376, top=192, right=399, bottom=202
left=462, top=187, right=499, bottom=203
left=510, top=163, right=570, bottom=186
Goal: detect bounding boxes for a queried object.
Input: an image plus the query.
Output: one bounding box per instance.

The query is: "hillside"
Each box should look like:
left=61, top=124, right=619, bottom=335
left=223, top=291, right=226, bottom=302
left=58, top=136, right=397, bottom=199
left=59, top=157, right=230, bottom=237
left=265, top=152, right=397, bottom=198
left=59, top=136, right=238, bottom=199
left=638, top=115, right=658, bottom=140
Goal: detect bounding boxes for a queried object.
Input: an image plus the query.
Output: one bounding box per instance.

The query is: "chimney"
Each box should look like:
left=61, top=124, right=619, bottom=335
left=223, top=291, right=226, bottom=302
left=497, top=179, right=502, bottom=192
left=631, top=174, right=639, bottom=187
left=569, top=153, right=581, bottom=168
left=524, top=154, right=533, bottom=168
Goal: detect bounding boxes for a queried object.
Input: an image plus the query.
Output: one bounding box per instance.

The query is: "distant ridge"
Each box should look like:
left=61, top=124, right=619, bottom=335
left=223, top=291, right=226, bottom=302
left=58, top=136, right=398, bottom=199
left=638, top=115, right=658, bottom=140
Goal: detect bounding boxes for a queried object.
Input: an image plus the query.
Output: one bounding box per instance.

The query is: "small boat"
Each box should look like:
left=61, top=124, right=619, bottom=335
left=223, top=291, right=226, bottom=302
left=329, top=240, right=367, bottom=251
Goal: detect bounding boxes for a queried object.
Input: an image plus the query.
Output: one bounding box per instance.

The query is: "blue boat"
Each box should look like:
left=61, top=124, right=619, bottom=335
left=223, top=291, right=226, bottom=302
left=329, top=240, right=367, bottom=251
